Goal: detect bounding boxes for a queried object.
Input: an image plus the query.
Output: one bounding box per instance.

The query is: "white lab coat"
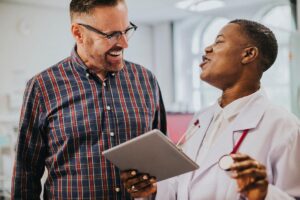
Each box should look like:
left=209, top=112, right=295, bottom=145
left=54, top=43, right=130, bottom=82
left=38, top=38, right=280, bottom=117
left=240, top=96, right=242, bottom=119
left=156, top=90, right=300, bottom=200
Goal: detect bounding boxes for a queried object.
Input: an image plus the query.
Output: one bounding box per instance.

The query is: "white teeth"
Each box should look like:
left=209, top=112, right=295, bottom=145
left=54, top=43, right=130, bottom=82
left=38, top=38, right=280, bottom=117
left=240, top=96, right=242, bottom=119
left=109, top=50, right=122, bottom=56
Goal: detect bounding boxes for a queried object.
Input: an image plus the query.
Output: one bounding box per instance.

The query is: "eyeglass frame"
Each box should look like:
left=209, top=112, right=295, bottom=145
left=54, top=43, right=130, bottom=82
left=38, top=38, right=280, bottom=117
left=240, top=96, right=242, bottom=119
left=77, top=22, right=137, bottom=42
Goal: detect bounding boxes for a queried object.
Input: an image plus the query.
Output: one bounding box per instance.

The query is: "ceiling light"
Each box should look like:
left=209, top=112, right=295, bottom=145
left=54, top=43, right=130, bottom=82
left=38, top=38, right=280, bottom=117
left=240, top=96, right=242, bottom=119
left=176, top=0, right=225, bottom=12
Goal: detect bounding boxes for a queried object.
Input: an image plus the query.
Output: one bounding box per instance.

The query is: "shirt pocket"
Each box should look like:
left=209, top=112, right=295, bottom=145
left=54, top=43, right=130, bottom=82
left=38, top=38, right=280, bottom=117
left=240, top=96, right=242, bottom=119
left=115, top=105, right=153, bottom=143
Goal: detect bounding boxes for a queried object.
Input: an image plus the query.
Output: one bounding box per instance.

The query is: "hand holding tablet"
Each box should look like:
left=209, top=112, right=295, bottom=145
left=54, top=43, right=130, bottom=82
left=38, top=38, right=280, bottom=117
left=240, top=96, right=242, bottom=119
left=102, top=129, right=199, bottom=182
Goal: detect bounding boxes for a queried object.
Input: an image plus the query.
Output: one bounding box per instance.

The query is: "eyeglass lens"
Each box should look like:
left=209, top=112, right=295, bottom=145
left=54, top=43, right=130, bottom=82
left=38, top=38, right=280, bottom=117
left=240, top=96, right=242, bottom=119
left=110, top=27, right=136, bottom=43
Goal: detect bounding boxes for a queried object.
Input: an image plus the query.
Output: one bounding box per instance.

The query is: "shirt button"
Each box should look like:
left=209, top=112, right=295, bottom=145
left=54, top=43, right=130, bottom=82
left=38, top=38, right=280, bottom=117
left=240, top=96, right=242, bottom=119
left=106, top=106, right=111, bottom=111
left=115, top=187, right=120, bottom=192
left=103, top=82, right=106, bottom=87
left=110, top=132, right=115, bottom=137
left=111, top=73, right=115, bottom=76
left=86, top=73, right=89, bottom=78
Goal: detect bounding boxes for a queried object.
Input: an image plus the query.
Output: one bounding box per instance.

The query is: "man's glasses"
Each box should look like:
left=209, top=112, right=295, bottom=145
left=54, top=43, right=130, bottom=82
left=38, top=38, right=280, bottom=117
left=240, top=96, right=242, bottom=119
left=78, top=22, right=137, bottom=44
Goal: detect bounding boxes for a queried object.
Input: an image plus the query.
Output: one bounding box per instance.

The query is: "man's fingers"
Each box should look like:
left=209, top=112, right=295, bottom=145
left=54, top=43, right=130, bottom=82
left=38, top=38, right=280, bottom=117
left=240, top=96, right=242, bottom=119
left=129, top=181, right=157, bottom=198
left=125, top=174, right=151, bottom=188
left=120, top=169, right=137, bottom=180
left=130, top=177, right=156, bottom=191
left=120, top=170, right=157, bottom=198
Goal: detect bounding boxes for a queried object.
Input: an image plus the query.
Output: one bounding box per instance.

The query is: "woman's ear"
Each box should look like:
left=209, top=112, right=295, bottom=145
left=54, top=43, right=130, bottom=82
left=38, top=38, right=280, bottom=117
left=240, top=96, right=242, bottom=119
left=71, top=23, right=84, bottom=44
left=241, top=46, right=259, bottom=64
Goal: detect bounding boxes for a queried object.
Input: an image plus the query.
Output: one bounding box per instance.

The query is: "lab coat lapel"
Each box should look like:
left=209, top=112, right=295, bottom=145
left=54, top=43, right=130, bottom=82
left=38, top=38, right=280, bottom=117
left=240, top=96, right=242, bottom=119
left=190, top=123, right=233, bottom=182
left=184, top=107, right=215, bottom=161
left=190, top=91, right=269, bottom=184
left=231, top=91, right=269, bottom=132
left=181, top=106, right=215, bottom=198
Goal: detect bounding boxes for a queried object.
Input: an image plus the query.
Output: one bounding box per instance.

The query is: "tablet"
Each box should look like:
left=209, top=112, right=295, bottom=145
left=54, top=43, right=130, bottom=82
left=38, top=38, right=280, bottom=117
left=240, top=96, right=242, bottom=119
left=102, top=129, right=199, bottom=181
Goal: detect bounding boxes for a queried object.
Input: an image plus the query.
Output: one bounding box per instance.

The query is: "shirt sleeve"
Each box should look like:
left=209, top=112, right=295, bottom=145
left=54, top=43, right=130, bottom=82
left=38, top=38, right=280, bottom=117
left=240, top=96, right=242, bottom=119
left=265, top=125, right=300, bottom=200
left=11, top=77, right=47, bottom=200
left=152, top=78, right=167, bottom=135
left=155, top=177, right=178, bottom=200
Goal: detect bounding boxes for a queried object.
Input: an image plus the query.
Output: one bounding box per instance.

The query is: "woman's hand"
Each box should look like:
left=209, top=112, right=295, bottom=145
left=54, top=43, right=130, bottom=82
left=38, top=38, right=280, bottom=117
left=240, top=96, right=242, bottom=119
left=230, top=153, right=268, bottom=200
left=120, top=170, right=157, bottom=198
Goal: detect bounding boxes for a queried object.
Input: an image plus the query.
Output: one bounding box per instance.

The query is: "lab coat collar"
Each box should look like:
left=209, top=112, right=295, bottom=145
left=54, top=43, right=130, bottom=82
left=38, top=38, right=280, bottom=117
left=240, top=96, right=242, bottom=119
left=219, top=89, right=259, bottom=122
left=231, top=88, right=268, bottom=131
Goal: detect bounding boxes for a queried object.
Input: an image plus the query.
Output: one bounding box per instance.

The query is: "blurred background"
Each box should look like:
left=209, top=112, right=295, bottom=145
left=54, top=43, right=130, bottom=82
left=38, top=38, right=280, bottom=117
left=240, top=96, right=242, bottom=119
left=0, top=0, right=299, bottom=198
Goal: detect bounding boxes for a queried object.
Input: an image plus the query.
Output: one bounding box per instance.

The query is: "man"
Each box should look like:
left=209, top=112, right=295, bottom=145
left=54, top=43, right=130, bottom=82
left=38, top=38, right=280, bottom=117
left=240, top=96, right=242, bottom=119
left=11, top=0, right=166, bottom=199
left=122, top=19, right=300, bottom=199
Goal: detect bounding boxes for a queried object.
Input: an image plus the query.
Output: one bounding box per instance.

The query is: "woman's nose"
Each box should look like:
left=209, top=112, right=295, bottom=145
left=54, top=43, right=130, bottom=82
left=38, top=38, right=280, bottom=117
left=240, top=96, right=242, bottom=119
left=204, top=45, right=213, bottom=53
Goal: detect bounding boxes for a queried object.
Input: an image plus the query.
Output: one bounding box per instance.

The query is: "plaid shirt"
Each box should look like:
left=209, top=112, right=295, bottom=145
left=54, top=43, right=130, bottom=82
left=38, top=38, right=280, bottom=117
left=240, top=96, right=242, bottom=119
left=11, top=48, right=167, bottom=200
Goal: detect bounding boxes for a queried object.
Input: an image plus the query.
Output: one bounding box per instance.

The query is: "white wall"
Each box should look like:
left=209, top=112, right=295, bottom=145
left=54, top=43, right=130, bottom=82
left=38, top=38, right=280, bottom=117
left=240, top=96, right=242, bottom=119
left=0, top=2, right=73, bottom=116
left=125, top=22, right=174, bottom=108
left=124, top=24, right=154, bottom=70
left=153, top=23, right=174, bottom=108
left=298, top=0, right=300, bottom=31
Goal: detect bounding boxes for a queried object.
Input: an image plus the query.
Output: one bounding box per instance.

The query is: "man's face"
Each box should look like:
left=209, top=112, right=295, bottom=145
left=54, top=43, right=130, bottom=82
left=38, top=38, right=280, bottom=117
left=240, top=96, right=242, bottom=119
left=199, top=23, right=250, bottom=90
left=74, top=2, right=130, bottom=73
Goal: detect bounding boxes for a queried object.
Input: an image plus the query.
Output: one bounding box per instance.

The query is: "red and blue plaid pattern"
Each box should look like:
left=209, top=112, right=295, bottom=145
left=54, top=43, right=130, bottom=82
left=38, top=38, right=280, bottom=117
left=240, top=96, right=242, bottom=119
left=11, top=48, right=167, bottom=199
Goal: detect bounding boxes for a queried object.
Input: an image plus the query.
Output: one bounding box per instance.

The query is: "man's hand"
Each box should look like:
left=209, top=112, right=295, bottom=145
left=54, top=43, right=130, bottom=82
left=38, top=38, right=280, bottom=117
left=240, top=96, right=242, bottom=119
left=120, top=170, right=157, bottom=198
left=230, top=153, right=268, bottom=200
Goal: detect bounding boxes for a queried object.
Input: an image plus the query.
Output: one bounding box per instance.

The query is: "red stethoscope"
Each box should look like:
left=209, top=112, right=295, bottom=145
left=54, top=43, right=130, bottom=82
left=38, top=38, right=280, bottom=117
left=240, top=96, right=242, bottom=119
left=176, top=118, right=250, bottom=171
left=218, top=129, right=249, bottom=171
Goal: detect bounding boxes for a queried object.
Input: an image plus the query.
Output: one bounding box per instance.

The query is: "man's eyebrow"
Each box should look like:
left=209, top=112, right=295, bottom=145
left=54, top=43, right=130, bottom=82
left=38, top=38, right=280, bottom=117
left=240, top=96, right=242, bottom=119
left=106, top=24, right=132, bottom=34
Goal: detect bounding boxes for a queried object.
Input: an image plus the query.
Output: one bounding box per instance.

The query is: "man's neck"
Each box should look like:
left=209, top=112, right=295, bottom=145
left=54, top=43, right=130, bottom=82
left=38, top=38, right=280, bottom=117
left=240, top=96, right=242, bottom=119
left=77, top=47, right=107, bottom=81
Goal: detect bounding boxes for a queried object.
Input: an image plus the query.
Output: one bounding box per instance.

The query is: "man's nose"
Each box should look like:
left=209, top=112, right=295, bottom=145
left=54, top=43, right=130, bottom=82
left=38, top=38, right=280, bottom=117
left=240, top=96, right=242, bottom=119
left=116, top=34, right=129, bottom=49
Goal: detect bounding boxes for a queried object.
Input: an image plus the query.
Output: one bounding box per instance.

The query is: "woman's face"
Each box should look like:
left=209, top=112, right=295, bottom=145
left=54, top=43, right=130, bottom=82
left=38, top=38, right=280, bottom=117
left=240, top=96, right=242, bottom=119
left=199, top=23, right=250, bottom=90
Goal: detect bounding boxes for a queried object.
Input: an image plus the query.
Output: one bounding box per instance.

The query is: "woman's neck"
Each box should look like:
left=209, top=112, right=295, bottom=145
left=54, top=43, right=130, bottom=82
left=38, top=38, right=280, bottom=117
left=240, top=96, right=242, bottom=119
left=220, top=83, right=260, bottom=108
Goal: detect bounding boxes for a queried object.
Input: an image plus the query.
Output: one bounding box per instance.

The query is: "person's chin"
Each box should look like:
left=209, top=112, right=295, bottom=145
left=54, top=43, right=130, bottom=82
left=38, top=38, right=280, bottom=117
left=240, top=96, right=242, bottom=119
left=105, top=56, right=123, bottom=69
left=106, top=62, right=124, bottom=72
left=200, top=72, right=207, bottom=81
